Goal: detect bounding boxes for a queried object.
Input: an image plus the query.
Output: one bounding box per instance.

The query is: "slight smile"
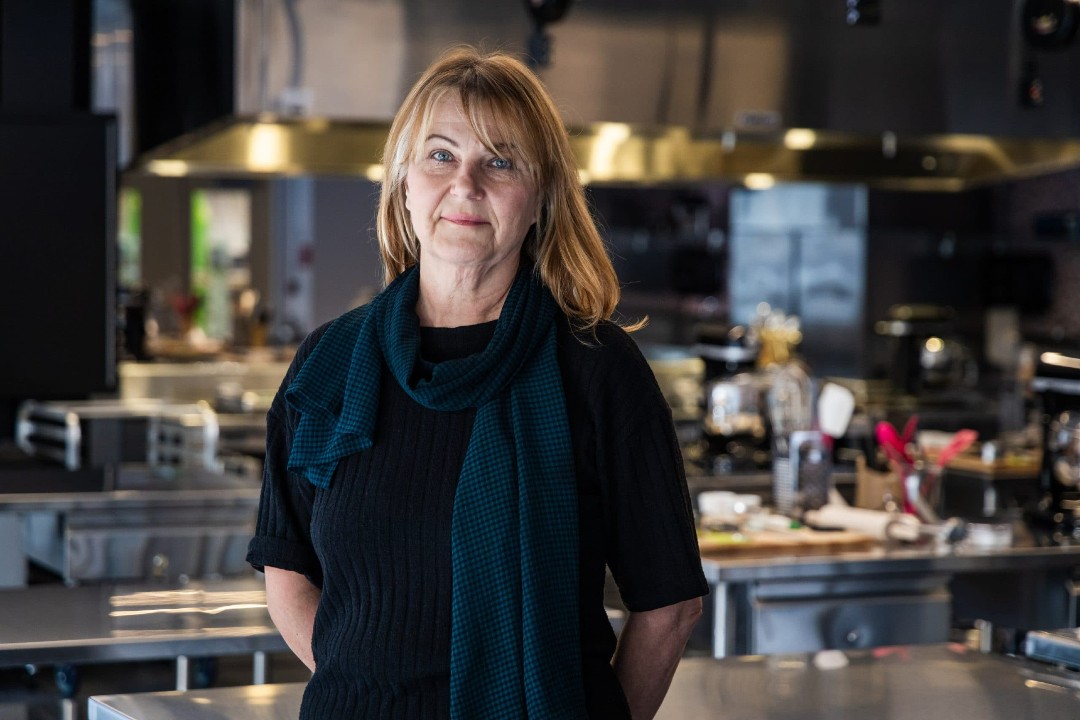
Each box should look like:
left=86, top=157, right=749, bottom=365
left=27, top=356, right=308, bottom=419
left=442, top=214, right=488, bottom=226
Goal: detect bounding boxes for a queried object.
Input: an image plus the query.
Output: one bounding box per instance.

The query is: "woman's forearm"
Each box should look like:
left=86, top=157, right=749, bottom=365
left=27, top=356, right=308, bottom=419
left=612, top=597, right=703, bottom=720
left=264, top=566, right=321, bottom=672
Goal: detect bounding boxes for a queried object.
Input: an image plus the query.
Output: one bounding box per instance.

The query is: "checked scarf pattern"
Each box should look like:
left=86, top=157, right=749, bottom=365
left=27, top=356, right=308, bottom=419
left=284, top=263, right=587, bottom=719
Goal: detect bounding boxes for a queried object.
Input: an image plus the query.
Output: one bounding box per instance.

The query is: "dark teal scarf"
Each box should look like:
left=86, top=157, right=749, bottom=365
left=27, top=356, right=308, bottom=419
left=284, top=263, right=587, bottom=718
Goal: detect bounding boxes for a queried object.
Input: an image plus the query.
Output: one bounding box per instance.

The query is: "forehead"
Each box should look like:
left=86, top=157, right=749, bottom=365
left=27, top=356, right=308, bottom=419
left=424, top=96, right=471, bottom=133
left=417, top=91, right=511, bottom=147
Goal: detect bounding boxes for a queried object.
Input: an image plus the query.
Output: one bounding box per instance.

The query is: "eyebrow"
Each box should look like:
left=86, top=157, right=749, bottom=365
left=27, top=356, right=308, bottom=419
left=424, top=133, right=459, bottom=147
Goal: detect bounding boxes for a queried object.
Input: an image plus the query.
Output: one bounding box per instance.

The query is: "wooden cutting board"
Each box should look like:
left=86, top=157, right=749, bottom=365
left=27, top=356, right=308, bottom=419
left=698, top=528, right=879, bottom=558
left=943, top=451, right=1041, bottom=479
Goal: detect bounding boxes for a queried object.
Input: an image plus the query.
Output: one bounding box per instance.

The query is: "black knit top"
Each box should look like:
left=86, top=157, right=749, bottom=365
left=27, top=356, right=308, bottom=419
left=247, top=315, right=708, bottom=719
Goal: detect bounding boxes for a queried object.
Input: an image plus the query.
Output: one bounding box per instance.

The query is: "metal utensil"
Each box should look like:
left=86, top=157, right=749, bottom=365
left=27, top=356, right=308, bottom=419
left=904, top=472, right=942, bottom=524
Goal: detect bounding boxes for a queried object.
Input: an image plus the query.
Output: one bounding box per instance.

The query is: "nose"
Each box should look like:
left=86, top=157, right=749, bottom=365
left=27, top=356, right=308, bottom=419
left=450, top=161, right=483, bottom=199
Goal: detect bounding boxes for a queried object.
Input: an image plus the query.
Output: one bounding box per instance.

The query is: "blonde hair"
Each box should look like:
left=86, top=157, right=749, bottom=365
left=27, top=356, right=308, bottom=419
left=376, top=46, right=628, bottom=332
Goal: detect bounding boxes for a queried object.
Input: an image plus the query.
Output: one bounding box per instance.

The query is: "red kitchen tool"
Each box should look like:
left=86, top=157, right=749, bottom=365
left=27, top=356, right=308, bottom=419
left=901, top=414, right=919, bottom=446
left=876, top=421, right=916, bottom=514
left=875, top=421, right=912, bottom=468
left=934, top=429, right=979, bottom=469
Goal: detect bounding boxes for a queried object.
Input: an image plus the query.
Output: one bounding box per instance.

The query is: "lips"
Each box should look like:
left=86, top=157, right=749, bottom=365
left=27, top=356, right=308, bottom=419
left=442, top=213, right=488, bottom=226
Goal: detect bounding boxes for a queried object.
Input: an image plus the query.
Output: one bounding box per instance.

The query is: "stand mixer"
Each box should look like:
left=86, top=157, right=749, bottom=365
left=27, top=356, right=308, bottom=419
left=1030, top=349, right=1080, bottom=544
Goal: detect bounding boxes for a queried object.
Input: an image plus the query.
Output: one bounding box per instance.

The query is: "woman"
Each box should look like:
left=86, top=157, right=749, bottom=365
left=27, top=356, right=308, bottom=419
left=247, top=46, right=708, bottom=719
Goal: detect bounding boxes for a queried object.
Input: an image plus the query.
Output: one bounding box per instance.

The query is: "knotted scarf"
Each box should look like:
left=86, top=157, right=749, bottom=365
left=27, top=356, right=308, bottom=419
left=284, top=263, right=587, bottom=719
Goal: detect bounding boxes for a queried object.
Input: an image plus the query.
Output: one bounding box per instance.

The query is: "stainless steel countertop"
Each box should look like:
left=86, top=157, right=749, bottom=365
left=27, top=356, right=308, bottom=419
left=654, top=644, right=1080, bottom=719
left=0, top=577, right=287, bottom=667
left=86, top=645, right=1080, bottom=720
left=88, top=682, right=304, bottom=720
left=701, top=542, right=1080, bottom=583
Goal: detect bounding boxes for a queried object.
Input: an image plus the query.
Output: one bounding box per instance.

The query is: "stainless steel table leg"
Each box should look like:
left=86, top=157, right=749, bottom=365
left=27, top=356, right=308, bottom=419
left=712, top=581, right=728, bottom=659
left=61, top=697, right=75, bottom=720
left=975, top=619, right=993, bottom=653
left=0, top=513, right=26, bottom=588
left=253, top=650, right=267, bottom=685
left=176, top=654, right=189, bottom=691
left=1067, top=579, right=1079, bottom=627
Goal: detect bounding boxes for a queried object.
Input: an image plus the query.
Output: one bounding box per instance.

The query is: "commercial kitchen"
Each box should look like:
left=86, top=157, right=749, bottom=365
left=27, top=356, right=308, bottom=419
left=2, top=0, right=1080, bottom=718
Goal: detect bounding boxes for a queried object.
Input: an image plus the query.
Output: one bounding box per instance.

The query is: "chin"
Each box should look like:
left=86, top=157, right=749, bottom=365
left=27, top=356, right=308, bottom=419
left=427, top=240, right=495, bottom=265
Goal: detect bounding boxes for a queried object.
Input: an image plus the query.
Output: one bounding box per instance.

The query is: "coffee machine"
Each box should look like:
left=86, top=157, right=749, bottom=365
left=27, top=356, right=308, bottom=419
left=694, top=326, right=770, bottom=473
left=1031, top=349, right=1080, bottom=544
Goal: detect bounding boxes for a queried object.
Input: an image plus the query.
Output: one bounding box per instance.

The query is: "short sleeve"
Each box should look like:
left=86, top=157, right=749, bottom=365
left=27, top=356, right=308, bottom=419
left=604, top=390, right=709, bottom=612
left=245, top=327, right=329, bottom=586
left=566, top=322, right=709, bottom=613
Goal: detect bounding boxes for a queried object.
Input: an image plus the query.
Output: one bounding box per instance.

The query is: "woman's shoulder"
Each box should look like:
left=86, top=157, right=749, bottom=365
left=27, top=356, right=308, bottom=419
left=557, top=317, right=661, bottom=397
left=556, top=317, right=674, bottom=439
left=558, top=317, right=646, bottom=364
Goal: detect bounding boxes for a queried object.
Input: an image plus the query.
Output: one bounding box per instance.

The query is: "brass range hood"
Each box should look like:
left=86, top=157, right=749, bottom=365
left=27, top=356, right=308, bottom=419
left=129, top=114, right=1080, bottom=192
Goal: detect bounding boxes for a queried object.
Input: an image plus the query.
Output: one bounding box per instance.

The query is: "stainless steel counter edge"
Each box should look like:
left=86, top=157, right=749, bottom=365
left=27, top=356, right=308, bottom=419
left=0, top=489, right=260, bottom=512
left=701, top=544, right=1080, bottom=582
left=0, top=579, right=287, bottom=668
left=9, top=630, right=290, bottom=667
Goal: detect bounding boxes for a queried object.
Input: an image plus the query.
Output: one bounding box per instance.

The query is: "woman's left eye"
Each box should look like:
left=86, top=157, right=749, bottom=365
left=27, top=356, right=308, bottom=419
left=490, top=157, right=512, bottom=170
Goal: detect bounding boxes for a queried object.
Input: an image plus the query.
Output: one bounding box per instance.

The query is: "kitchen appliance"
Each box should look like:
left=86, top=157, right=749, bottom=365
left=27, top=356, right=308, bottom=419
left=1030, top=349, right=1080, bottom=543
left=694, top=327, right=770, bottom=474
left=15, top=399, right=219, bottom=474
left=874, top=304, right=978, bottom=397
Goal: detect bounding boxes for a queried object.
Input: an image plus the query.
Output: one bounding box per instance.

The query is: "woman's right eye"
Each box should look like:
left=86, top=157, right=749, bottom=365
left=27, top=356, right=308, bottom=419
left=430, top=150, right=452, bottom=162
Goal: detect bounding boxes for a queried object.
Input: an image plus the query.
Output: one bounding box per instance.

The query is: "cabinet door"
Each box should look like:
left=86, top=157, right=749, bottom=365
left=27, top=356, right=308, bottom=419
left=752, top=589, right=951, bottom=654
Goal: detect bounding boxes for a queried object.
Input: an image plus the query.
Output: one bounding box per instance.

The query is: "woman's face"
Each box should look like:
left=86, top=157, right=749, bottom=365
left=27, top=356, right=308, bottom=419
left=404, top=94, right=540, bottom=276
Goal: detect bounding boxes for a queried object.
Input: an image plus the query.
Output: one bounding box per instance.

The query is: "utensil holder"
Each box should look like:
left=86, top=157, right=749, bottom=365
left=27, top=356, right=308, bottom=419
left=772, top=430, right=827, bottom=515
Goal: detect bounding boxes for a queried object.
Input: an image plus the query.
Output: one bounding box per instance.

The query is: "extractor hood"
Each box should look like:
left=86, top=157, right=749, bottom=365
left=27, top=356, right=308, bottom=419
left=128, top=114, right=1080, bottom=192
left=122, top=0, right=1080, bottom=191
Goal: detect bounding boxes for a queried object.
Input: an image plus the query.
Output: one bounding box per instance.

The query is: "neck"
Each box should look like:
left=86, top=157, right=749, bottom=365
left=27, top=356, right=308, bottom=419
left=415, top=257, right=520, bottom=327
